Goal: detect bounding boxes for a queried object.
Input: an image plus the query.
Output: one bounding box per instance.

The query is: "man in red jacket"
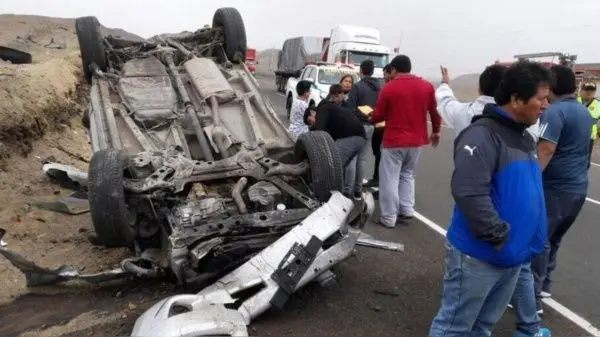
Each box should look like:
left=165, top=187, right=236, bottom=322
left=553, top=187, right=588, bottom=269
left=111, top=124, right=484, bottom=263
left=370, top=55, right=442, bottom=228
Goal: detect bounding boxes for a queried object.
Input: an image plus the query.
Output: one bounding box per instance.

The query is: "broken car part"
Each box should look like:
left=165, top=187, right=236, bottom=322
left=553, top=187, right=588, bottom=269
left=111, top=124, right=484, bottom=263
left=0, top=45, right=33, bottom=64
left=131, top=191, right=374, bottom=337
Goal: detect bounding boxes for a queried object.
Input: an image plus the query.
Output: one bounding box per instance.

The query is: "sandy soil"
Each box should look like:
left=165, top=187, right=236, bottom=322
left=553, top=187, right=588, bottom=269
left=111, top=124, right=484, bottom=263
left=0, top=14, right=139, bottom=337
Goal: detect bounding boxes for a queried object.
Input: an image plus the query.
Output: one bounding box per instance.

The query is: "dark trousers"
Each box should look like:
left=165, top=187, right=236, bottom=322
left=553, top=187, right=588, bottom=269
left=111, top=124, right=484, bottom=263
left=371, top=126, right=384, bottom=180
left=589, top=139, right=595, bottom=169
left=531, top=188, right=586, bottom=303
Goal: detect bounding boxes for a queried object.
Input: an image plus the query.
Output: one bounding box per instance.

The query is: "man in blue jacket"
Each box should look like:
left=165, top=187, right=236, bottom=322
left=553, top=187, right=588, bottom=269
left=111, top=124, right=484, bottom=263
left=428, top=61, right=550, bottom=337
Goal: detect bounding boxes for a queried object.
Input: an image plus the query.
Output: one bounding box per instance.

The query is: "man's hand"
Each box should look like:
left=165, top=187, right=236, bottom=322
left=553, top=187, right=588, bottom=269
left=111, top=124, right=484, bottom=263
left=430, top=132, right=441, bottom=148
left=440, top=66, right=450, bottom=84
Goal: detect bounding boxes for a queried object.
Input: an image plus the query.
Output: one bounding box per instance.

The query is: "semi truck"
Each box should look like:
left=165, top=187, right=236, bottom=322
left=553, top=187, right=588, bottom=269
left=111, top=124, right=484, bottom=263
left=274, top=36, right=324, bottom=92
left=320, top=25, right=391, bottom=79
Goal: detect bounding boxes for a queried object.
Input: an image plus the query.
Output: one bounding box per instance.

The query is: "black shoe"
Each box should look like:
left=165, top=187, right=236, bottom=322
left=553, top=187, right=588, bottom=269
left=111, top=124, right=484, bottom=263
left=396, top=214, right=414, bottom=225
left=353, top=191, right=362, bottom=200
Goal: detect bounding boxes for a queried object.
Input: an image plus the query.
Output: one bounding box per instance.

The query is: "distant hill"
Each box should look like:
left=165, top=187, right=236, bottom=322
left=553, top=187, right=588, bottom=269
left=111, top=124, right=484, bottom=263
left=448, top=73, right=479, bottom=101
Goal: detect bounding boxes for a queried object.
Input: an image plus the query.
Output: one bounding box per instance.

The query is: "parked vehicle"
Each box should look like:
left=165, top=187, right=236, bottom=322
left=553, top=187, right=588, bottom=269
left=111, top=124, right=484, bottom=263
left=246, top=48, right=257, bottom=74
left=285, top=62, right=359, bottom=119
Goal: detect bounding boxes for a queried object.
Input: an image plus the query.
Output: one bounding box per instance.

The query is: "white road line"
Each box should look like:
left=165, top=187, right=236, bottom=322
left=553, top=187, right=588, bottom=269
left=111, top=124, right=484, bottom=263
left=586, top=197, right=600, bottom=206
left=413, top=211, right=600, bottom=336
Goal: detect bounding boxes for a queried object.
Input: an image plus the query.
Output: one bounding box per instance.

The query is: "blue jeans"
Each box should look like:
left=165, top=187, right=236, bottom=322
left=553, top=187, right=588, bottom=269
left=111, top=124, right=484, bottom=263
left=429, top=241, right=522, bottom=337
left=510, top=263, right=541, bottom=336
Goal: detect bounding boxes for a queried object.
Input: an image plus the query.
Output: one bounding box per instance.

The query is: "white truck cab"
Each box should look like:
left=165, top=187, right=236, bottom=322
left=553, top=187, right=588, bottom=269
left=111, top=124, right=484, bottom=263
left=285, top=62, right=359, bottom=119
left=322, top=25, right=391, bottom=79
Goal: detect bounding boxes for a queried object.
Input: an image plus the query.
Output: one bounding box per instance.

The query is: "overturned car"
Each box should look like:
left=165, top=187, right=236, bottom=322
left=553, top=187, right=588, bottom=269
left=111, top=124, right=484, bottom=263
left=0, top=7, right=392, bottom=337
left=76, top=7, right=364, bottom=286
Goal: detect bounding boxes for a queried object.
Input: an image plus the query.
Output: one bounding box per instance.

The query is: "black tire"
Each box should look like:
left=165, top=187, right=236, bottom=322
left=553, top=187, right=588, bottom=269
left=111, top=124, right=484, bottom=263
left=212, top=7, right=247, bottom=64
left=295, top=131, right=344, bottom=202
left=0, top=46, right=32, bottom=64
left=75, top=16, right=107, bottom=84
left=88, top=149, right=135, bottom=248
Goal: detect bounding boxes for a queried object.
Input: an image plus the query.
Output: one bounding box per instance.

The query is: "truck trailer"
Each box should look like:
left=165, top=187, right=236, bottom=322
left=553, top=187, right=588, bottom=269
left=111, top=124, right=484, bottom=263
left=274, top=36, right=324, bottom=93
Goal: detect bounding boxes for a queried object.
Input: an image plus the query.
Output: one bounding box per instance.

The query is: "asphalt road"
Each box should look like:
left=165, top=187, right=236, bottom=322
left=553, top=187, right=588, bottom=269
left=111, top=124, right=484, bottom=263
left=253, top=73, right=600, bottom=337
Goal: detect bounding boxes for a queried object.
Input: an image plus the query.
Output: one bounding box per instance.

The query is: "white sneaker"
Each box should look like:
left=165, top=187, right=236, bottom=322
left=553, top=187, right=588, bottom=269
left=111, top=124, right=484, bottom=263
left=362, top=178, right=369, bottom=184
left=537, top=308, right=544, bottom=315
left=507, top=303, right=513, bottom=309
left=541, top=291, right=552, bottom=298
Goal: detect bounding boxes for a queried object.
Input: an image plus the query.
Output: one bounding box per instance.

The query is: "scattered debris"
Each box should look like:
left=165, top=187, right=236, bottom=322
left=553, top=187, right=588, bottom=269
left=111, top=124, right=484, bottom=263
left=44, top=37, right=67, bottom=50
left=42, top=162, right=88, bottom=189
left=28, top=190, right=90, bottom=215
left=356, top=233, right=404, bottom=252
left=0, top=243, right=128, bottom=286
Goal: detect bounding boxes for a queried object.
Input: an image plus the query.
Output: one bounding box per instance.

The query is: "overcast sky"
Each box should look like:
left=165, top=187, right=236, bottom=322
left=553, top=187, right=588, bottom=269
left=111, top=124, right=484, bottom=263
left=3, top=0, right=600, bottom=78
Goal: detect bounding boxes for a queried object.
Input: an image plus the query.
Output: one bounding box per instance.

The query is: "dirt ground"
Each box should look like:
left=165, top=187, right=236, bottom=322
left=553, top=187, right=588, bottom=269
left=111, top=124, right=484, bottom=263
left=0, top=14, right=139, bottom=337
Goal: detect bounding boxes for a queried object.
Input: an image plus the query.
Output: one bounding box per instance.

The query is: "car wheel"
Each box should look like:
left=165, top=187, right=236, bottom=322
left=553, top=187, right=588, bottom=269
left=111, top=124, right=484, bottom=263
left=295, top=131, right=344, bottom=202
left=0, top=46, right=32, bottom=64
left=75, top=16, right=107, bottom=84
left=88, top=149, right=136, bottom=248
left=212, top=7, right=247, bottom=64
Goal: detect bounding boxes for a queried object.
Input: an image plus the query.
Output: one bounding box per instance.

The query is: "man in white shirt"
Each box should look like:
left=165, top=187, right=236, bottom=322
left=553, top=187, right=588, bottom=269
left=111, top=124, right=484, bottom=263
left=436, top=65, right=541, bottom=142
left=434, top=64, right=549, bottom=337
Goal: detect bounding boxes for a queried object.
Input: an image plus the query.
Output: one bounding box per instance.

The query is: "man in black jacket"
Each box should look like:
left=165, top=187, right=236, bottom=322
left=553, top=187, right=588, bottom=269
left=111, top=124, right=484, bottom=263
left=309, top=84, right=366, bottom=197
left=345, top=60, right=382, bottom=196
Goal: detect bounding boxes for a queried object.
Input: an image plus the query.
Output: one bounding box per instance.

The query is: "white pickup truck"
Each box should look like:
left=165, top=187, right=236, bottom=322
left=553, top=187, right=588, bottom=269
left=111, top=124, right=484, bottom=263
left=285, top=62, right=359, bottom=120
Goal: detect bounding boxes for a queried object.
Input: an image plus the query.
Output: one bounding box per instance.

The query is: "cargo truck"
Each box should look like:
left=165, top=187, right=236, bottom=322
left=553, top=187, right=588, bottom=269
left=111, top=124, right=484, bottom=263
left=274, top=36, right=324, bottom=93
left=245, top=48, right=257, bottom=74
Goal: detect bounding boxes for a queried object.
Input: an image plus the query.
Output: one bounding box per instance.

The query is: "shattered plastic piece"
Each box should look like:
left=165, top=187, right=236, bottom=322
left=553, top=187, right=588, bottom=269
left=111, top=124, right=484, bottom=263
left=356, top=237, right=405, bottom=252
left=42, top=162, right=89, bottom=187
left=29, top=190, right=90, bottom=215
left=0, top=247, right=128, bottom=286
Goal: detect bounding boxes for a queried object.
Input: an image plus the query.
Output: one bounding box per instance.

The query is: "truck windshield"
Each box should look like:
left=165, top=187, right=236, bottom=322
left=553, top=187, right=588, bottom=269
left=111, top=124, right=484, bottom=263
left=318, top=68, right=359, bottom=85
left=346, top=51, right=389, bottom=68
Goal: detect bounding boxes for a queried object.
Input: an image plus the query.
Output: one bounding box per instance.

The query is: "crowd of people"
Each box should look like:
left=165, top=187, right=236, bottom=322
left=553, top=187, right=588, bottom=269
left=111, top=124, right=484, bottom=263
left=287, top=54, right=599, bottom=337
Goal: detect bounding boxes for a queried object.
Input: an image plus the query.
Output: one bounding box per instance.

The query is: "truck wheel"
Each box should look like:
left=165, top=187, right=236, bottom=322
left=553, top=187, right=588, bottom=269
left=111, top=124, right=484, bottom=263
left=75, top=16, right=107, bottom=84
left=286, top=95, right=293, bottom=121
left=212, top=7, right=247, bottom=64
left=88, top=149, right=136, bottom=248
left=295, top=131, right=344, bottom=202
